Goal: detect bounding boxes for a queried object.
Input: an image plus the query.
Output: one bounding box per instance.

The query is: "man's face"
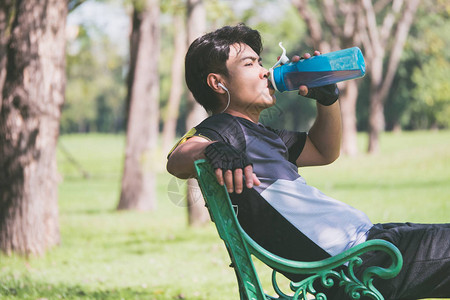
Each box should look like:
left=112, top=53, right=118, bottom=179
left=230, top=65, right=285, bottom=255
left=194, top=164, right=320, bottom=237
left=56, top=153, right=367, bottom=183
left=223, top=43, right=276, bottom=113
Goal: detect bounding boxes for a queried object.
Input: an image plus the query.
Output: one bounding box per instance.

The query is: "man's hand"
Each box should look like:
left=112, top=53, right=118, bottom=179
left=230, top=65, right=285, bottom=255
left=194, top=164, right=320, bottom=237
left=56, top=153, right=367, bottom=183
left=292, top=51, right=339, bottom=106
left=204, top=142, right=260, bottom=194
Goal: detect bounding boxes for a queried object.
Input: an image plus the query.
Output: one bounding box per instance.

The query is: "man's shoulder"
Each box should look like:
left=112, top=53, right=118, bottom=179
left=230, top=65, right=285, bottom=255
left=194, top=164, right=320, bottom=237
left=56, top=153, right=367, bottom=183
left=196, top=113, right=251, bottom=151
left=196, top=113, right=239, bottom=131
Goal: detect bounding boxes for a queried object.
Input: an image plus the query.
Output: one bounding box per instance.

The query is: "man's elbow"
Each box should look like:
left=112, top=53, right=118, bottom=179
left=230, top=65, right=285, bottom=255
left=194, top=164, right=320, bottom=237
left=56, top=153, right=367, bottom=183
left=166, top=159, right=181, bottom=178
left=166, top=160, right=176, bottom=177
left=166, top=158, right=193, bottom=179
left=323, top=152, right=340, bottom=165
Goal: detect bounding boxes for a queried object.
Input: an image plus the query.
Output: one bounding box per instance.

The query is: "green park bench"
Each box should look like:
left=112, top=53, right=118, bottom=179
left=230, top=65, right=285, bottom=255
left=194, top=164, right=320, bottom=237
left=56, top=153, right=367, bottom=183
left=194, top=159, right=403, bottom=300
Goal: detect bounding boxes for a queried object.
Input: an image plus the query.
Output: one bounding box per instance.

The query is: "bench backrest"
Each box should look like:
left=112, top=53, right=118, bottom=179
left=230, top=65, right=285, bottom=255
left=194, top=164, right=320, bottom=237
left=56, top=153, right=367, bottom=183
left=194, top=159, right=403, bottom=300
left=194, top=159, right=266, bottom=300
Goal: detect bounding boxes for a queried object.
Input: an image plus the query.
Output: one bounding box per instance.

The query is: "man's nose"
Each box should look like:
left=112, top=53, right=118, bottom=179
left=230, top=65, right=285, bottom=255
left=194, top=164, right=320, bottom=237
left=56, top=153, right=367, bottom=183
left=260, top=68, right=270, bottom=79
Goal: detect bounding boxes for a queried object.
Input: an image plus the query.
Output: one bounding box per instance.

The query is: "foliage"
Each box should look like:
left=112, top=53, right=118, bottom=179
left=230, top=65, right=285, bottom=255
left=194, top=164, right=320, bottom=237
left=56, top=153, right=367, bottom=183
left=0, top=131, right=448, bottom=299
left=69, top=0, right=87, bottom=12
left=409, top=2, right=450, bottom=129
left=241, top=2, right=317, bottom=132
left=384, top=0, right=450, bottom=130
left=63, top=18, right=127, bottom=134
left=159, top=1, right=188, bottom=134
left=61, top=0, right=450, bottom=134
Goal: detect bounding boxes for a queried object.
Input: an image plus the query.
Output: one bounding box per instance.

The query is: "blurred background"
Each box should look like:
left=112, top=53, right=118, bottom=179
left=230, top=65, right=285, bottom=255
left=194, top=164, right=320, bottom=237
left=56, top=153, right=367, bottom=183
left=0, top=0, right=449, bottom=299
left=63, top=0, right=449, bottom=138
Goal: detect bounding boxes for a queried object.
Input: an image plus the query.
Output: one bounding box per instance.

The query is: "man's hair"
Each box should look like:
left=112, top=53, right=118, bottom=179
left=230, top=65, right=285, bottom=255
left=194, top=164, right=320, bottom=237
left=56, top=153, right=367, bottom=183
left=185, top=24, right=262, bottom=113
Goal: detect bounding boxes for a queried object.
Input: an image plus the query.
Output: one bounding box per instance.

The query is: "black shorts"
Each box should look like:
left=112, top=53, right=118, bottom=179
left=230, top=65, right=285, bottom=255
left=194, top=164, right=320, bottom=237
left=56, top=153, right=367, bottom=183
left=340, top=223, right=450, bottom=300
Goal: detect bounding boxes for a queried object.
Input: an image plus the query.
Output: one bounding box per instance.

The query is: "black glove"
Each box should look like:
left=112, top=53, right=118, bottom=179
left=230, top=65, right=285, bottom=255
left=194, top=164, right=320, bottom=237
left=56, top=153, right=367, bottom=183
left=305, top=83, right=339, bottom=106
left=204, top=142, right=252, bottom=171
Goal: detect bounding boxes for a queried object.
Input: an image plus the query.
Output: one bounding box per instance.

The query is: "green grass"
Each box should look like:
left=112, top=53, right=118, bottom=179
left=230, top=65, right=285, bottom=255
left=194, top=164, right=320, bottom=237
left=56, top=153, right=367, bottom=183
left=300, top=131, right=450, bottom=223
left=1, top=131, right=449, bottom=299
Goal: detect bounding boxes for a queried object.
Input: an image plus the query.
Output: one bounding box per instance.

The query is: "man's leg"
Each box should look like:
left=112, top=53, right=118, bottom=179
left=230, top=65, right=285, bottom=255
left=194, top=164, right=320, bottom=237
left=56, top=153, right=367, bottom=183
left=362, top=223, right=450, bottom=299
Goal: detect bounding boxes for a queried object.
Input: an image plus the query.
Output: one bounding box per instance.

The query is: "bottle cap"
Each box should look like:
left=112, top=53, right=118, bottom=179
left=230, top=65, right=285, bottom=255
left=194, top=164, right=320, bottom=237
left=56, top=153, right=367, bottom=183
left=272, top=42, right=289, bottom=68
left=269, top=42, right=289, bottom=92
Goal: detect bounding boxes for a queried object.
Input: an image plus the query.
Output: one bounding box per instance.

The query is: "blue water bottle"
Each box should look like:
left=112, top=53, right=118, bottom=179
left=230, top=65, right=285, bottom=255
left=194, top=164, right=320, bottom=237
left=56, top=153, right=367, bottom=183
left=269, top=43, right=366, bottom=92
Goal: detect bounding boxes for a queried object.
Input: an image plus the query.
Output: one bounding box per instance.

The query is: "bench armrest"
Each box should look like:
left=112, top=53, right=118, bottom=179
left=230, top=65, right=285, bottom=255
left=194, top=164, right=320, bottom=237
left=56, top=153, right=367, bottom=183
left=193, top=159, right=403, bottom=300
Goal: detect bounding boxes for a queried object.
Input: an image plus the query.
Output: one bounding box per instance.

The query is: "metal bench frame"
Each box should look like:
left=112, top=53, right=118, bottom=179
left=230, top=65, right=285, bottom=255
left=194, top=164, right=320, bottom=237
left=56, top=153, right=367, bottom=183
left=194, top=159, right=403, bottom=300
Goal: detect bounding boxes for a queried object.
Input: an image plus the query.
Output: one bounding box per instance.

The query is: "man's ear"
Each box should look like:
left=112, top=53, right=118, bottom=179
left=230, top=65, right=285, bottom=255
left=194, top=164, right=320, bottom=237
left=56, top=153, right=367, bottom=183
left=207, top=73, right=226, bottom=94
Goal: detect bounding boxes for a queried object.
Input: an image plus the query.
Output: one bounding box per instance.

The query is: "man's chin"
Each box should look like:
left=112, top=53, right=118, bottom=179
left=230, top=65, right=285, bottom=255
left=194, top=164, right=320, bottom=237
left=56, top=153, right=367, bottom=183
left=256, top=100, right=275, bottom=112
left=264, top=94, right=276, bottom=107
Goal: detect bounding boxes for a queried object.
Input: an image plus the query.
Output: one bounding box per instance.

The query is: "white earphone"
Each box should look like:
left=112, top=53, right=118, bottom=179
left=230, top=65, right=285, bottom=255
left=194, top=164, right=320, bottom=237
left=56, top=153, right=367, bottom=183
left=218, top=82, right=228, bottom=92
left=217, top=83, right=230, bottom=113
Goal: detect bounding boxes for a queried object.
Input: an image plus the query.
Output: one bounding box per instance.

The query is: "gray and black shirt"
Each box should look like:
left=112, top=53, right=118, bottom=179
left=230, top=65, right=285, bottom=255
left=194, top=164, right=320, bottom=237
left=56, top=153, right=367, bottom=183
left=173, top=113, right=373, bottom=278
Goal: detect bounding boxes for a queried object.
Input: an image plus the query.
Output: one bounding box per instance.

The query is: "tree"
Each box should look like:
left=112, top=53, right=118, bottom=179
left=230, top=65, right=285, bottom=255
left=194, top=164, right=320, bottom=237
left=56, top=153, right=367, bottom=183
left=118, top=0, right=160, bottom=211
left=359, top=0, right=420, bottom=153
left=185, top=0, right=210, bottom=226
left=292, top=0, right=363, bottom=156
left=292, top=0, right=421, bottom=154
left=0, top=0, right=67, bottom=255
left=162, top=6, right=186, bottom=153
left=383, top=0, right=450, bottom=132
left=407, top=0, right=450, bottom=130
left=63, top=24, right=126, bottom=134
left=0, top=1, right=12, bottom=99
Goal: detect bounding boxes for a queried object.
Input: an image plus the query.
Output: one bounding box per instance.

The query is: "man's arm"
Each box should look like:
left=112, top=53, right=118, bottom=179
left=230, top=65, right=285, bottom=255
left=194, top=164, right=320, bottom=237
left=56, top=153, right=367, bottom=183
left=167, top=137, right=260, bottom=194
left=166, top=136, right=212, bottom=179
left=296, top=101, right=342, bottom=167
left=290, top=51, right=342, bottom=167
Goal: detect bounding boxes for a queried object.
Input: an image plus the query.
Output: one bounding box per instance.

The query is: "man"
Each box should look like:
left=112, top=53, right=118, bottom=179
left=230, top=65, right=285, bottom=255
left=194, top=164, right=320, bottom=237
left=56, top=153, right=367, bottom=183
left=167, top=24, right=449, bottom=299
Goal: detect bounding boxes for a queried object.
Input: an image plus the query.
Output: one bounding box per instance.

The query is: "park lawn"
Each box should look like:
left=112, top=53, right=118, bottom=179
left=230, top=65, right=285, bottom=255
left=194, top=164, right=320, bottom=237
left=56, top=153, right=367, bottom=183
left=1, top=131, right=449, bottom=299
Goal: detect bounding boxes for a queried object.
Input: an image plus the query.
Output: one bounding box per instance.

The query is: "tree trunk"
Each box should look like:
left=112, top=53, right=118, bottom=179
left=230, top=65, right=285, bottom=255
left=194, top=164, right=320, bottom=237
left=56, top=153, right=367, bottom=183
left=186, top=0, right=209, bottom=226
left=162, top=14, right=186, bottom=154
left=360, top=0, right=420, bottom=153
left=118, top=0, right=160, bottom=211
left=368, top=91, right=385, bottom=153
left=0, top=1, right=14, bottom=106
left=339, top=80, right=359, bottom=156
left=292, top=0, right=361, bottom=156
left=0, top=0, right=66, bottom=255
